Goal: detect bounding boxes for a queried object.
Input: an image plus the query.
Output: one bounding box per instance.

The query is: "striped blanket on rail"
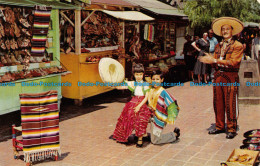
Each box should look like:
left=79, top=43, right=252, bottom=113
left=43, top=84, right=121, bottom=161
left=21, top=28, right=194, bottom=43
left=31, top=5, right=52, bottom=57
left=20, top=90, right=60, bottom=162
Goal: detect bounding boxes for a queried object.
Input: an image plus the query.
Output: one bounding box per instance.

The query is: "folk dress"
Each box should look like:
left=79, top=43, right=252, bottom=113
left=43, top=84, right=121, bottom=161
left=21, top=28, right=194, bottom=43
left=112, top=82, right=151, bottom=142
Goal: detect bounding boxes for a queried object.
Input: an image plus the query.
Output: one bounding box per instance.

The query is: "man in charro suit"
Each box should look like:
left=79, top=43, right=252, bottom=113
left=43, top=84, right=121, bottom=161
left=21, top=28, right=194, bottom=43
left=200, top=17, right=244, bottom=139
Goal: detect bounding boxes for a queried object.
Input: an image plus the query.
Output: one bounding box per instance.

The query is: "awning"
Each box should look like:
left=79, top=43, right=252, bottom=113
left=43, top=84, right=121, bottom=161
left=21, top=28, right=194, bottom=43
left=101, top=10, right=154, bottom=21
left=0, top=0, right=81, bottom=9
left=91, top=0, right=136, bottom=7
left=123, top=0, right=187, bottom=17
left=28, top=0, right=81, bottom=9
left=0, top=0, right=38, bottom=7
left=244, top=22, right=259, bottom=28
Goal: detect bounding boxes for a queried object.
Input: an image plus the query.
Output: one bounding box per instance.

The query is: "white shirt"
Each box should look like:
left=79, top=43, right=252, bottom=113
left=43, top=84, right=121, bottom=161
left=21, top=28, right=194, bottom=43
left=134, top=81, right=149, bottom=96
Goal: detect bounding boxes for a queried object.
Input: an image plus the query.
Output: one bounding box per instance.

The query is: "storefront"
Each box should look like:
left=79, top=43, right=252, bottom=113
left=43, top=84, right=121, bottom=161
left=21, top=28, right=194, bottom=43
left=0, top=0, right=77, bottom=115
left=124, top=0, right=189, bottom=82
left=60, top=0, right=153, bottom=105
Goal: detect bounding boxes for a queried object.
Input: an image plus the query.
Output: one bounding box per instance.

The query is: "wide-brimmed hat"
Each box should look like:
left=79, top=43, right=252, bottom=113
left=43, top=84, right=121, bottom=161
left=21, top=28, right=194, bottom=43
left=98, top=57, right=125, bottom=83
left=212, top=17, right=244, bottom=36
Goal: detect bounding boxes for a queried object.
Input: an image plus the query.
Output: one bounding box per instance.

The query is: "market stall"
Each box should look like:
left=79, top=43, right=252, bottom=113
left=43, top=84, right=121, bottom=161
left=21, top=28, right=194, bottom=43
left=124, top=0, right=189, bottom=82
left=0, top=0, right=77, bottom=115
left=60, top=0, right=154, bottom=105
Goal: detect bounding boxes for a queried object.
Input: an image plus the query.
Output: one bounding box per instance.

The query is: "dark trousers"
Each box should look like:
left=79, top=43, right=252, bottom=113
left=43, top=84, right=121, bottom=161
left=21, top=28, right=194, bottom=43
left=213, top=71, right=239, bottom=133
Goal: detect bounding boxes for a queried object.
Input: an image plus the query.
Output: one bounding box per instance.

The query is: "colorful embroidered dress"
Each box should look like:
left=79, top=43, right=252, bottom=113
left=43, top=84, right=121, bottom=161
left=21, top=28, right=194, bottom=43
left=148, top=87, right=179, bottom=137
left=113, top=82, right=151, bottom=142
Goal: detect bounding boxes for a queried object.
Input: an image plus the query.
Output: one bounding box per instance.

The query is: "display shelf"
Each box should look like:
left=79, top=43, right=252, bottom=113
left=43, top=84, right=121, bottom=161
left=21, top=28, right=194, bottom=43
left=0, top=61, right=58, bottom=74
left=13, top=72, right=68, bottom=83
left=0, top=6, right=61, bottom=115
left=142, top=54, right=175, bottom=63
left=84, top=45, right=119, bottom=53
left=61, top=51, right=125, bottom=105
left=80, top=62, right=99, bottom=64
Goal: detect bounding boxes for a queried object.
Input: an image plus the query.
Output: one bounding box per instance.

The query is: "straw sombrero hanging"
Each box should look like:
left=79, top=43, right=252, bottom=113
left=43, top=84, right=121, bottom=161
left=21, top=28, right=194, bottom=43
left=212, top=17, right=244, bottom=36
left=98, top=58, right=125, bottom=83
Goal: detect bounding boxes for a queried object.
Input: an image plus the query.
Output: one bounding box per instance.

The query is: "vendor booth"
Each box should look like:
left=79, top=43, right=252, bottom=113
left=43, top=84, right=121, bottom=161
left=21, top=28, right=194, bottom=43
left=0, top=0, right=77, bottom=115
left=60, top=0, right=154, bottom=105
left=124, top=0, right=189, bottom=82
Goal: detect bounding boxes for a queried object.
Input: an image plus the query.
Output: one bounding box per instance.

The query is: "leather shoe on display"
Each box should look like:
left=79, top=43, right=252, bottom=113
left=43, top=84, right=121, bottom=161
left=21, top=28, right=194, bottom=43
left=208, top=129, right=225, bottom=135
left=226, top=132, right=237, bottom=139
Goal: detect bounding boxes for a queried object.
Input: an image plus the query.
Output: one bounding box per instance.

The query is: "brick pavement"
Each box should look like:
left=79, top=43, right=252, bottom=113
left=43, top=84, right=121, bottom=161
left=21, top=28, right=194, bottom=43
left=0, top=82, right=259, bottom=166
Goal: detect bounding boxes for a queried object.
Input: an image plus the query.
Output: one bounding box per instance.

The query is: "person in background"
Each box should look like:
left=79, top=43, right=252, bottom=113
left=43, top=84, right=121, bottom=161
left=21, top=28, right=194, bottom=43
left=183, top=35, right=196, bottom=81
left=192, top=33, right=210, bottom=83
left=207, top=29, right=218, bottom=81
left=199, top=17, right=244, bottom=139
left=252, top=28, right=259, bottom=60
left=194, top=36, right=200, bottom=41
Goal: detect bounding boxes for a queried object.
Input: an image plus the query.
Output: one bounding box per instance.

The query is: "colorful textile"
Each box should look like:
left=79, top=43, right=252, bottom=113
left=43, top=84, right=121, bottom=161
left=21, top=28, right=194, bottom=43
left=20, top=90, right=60, bottom=163
left=113, top=96, right=152, bottom=142
left=31, top=6, right=52, bottom=57
left=148, top=87, right=179, bottom=137
left=144, top=24, right=154, bottom=42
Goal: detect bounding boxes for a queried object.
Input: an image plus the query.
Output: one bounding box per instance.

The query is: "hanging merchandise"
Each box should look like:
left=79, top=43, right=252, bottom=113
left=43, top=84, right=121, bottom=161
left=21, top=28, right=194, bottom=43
left=144, top=24, right=154, bottom=42
left=31, top=5, right=52, bottom=57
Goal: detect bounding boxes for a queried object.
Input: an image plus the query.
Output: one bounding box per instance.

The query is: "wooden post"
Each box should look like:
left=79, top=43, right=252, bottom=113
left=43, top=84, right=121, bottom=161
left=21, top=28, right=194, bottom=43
left=75, top=9, right=81, bottom=55
left=122, top=21, right=125, bottom=48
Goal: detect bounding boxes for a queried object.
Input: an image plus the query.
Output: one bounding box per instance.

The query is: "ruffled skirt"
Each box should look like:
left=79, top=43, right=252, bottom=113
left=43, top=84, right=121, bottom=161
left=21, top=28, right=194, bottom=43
left=113, top=96, right=152, bottom=142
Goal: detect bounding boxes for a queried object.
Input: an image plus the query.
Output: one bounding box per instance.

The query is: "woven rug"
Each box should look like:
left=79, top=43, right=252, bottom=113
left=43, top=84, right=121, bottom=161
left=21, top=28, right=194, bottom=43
left=31, top=5, right=52, bottom=57
left=20, top=90, right=60, bottom=162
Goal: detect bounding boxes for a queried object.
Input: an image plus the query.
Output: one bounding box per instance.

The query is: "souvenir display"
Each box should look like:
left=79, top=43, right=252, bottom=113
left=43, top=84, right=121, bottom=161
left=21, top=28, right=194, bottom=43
left=0, top=5, right=65, bottom=83
left=0, top=6, right=51, bottom=66
left=244, top=129, right=260, bottom=138
left=0, top=66, right=67, bottom=83
left=60, top=11, right=123, bottom=54
left=223, top=149, right=259, bottom=166
left=243, top=137, right=260, bottom=145
left=240, top=144, right=260, bottom=151
left=229, top=154, right=253, bottom=163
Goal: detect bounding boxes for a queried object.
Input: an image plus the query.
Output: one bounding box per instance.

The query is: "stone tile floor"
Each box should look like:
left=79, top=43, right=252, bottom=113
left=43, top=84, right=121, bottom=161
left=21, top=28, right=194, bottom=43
left=0, top=82, right=259, bottom=166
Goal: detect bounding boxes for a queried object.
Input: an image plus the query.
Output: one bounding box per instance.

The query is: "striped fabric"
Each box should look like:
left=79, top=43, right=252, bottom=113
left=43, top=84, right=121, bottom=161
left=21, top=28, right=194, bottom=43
left=31, top=6, right=52, bottom=57
left=148, top=25, right=154, bottom=42
left=153, top=89, right=180, bottom=137
left=20, top=90, right=60, bottom=163
left=144, top=24, right=154, bottom=42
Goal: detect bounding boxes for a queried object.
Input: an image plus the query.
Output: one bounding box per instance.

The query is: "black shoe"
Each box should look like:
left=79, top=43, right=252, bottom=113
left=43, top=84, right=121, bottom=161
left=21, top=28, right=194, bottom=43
left=109, top=135, right=116, bottom=140
left=226, top=132, right=237, bottom=139
left=208, top=129, right=225, bottom=135
left=143, top=135, right=151, bottom=142
left=136, top=140, right=143, bottom=148
left=174, top=127, right=180, bottom=139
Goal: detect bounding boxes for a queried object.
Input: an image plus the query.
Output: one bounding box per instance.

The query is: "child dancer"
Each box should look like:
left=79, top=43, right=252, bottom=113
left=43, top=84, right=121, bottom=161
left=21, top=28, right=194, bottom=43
left=112, top=63, right=151, bottom=147
left=137, top=70, right=180, bottom=144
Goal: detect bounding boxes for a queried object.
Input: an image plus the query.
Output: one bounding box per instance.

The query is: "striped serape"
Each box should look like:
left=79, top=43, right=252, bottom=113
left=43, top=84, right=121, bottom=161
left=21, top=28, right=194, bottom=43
left=149, top=87, right=180, bottom=137
left=31, top=6, right=52, bottom=57
left=144, top=24, right=154, bottom=42
left=20, top=90, right=60, bottom=162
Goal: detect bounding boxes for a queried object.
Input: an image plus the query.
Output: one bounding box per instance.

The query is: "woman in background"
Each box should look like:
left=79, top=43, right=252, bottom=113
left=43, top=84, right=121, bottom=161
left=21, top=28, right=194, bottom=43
left=192, top=33, right=210, bottom=83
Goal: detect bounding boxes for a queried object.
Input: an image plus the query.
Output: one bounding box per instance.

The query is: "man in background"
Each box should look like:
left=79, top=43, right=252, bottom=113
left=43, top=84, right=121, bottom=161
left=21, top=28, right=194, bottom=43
left=207, top=29, right=218, bottom=81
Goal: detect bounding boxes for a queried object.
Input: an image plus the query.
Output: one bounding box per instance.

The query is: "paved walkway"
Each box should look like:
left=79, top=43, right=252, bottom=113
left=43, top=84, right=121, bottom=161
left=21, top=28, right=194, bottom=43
left=0, top=82, right=259, bottom=166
